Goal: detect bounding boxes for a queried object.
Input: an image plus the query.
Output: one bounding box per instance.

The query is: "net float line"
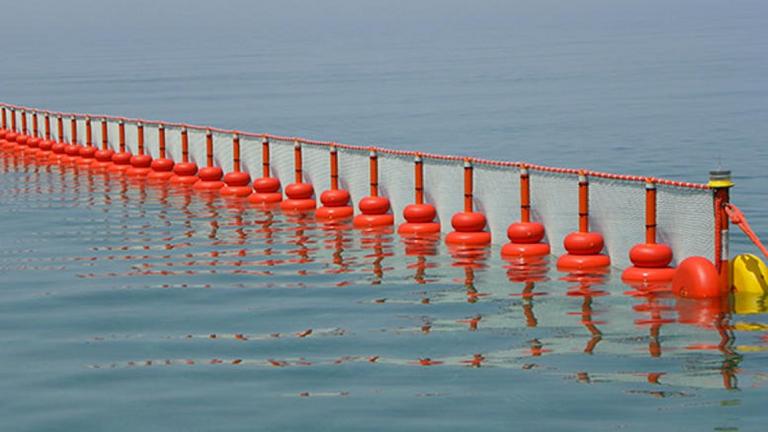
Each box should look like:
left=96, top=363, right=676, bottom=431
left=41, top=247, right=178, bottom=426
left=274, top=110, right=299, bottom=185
left=221, top=133, right=253, bottom=197
left=108, top=120, right=132, bottom=172
left=193, top=129, right=225, bottom=190
left=557, top=172, right=611, bottom=271
left=622, top=181, right=676, bottom=286
left=148, top=124, right=175, bottom=181
left=501, top=166, right=550, bottom=259
left=280, top=141, right=315, bottom=212
left=398, top=154, right=440, bottom=235
left=169, top=127, right=199, bottom=185
left=353, top=149, right=394, bottom=228
left=248, top=137, right=282, bottom=204
left=445, top=159, right=491, bottom=246
left=316, top=145, right=353, bottom=220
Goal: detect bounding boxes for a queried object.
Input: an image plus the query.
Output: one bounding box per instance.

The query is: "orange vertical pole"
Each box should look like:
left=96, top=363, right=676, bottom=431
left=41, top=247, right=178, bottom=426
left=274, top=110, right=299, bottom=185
left=32, top=112, right=39, bottom=138
left=578, top=171, right=589, bottom=233
left=118, top=120, right=125, bottom=152
left=709, top=170, right=733, bottom=290
left=206, top=130, right=213, bottom=167
left=181, top=127, right=189, bottom=162
left=463, top=159, right=473, bottom=212
left=232, top=133, right=241, bottom=172
left=370, top=150, right=379, bottom=197
left=57, top=116, right=63, bottom=143
left=45, top=114, right=51, bottom=140
left=158, top=124, right=166, bottom=159
left=330, top=146, right=339, bottom=190
left=100, top=119, right=108, bottom=150
left=261, top=137, right=271, bottom=177
left=414, top=154, right=424, bottom=205
left=1, top=107, right=6, bottom=130
left=645, top=181, right=657, bottom=244
left=520, top=166, right=531, bottom=223
left=21, top=111, right=27, bottom=135
left=86, top=118, right=92, bottom=147
left=137, top=123, right=144, bottom=155
left=294, top=141, right=303, bottom=183
left=10, top=109, right=16, bottom=132
left=70, top=118, right=77, bottom=145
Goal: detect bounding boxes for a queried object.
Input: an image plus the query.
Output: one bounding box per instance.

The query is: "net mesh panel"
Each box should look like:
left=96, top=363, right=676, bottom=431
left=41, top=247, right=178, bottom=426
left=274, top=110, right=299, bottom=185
left=106, top=120, right=121, bottom=152
left=240, top=136, right=262, bottom=177
left=423, top=158, right=466, bottom=231
left=657, top=185, right=715, bottom=265
left=91, top=120, right=103, bottom=149
left=165, top=126, right=183, bottom=162
left=75, top=118, right=87, bottom=145
left=378, top=152, right=416, bottom=224
left=124, top=121, right=139, bottom=155
left=474, top=162, right=522, bottom=243
left=144, top=124, right=160, bottom=158
left=302, top=143, right=332, bottom=193
left=270, top=138, right=299, bottom=187
left=212, top=131, right=233, bottom=174
left=187, top=129, right=207, bottom=167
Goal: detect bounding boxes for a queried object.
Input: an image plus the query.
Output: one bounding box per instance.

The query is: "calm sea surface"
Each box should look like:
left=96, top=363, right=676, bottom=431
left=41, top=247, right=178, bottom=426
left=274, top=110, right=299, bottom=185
left=1, top=1, right=767, bottom=430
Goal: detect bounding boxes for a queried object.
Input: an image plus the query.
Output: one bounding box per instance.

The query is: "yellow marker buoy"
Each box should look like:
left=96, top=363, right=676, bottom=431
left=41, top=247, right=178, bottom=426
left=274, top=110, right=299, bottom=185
left=731, top=253, right=768, bottom=314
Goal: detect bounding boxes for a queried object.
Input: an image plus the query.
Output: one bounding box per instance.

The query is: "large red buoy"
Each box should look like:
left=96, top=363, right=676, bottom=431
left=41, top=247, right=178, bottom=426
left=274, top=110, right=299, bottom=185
left=353, top=150, right=394, bottom=228
left=557, top=172, right=611, bottom=271
left=501, top=166, right=550, bottom=259
left=248, top=137, right=282, bottom=205
left=622, top=181, right=676, bottom=285
left=220, top=133, right=253, bottom=197
left=672, top=256, right=724, bottom=299
left=193, top=130, right=225, bottom=190
left=316, top=145, right=353, bottom=220
left=168, top=127, right=198, bottom=185
left=445, top=159, right=491, bottom=245
left=398, top=154, right=441, bottom=235
left=280, top=141, right=316, bottom=212
left=108, top=120, right=133, bottom=173
left=147, top=123, right=175, bottom=181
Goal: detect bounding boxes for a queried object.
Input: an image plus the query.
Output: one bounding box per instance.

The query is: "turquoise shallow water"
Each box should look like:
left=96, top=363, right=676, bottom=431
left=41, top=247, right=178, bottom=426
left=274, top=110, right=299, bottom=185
left=1, top=0, right=768, bottom=430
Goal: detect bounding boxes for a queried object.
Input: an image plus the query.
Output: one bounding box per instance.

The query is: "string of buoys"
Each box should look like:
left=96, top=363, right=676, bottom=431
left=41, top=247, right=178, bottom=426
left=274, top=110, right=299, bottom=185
left=2, top=103, right=766, bottom=303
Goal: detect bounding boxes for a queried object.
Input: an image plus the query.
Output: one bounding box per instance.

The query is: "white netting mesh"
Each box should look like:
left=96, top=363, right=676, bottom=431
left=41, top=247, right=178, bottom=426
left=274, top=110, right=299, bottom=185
left=187, top=129, right=207, bottom=167
left=124, top=121, right=139, bottom=155
left=240, top=136, right=262, bottom=177
left=165, top=126, right=183, bottom=162
left=105, top=120, right=121, bottom=152
left=144, top=124, right=160, bottom=158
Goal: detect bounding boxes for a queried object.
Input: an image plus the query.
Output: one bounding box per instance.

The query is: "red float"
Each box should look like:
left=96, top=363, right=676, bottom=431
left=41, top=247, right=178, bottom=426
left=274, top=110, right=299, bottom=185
left=671, top=256, right=723, bottom=299
left=353, top=150, right=393, bottom=228
left=248, top=137, right=282, bottom=204
left=168, top=127, right=199, bottom=185
left=108, top=120, right=132, bottom=173
left=193, top=130, right=225, bottom=190
left=398, top=154, right=440, bottom=235
left=502, top=167, right=550, bottom=258
left=445, top=159, right=491, bottom=245
left=557, top=172, right=611, bottom=271
left=220, top=134, right=253, bottom=197
left=147, top=123, right=175, bottom=181
left=126, top=123, right=153, bottom=176
left=316, top=146, right=353, bottom=220
left=622, top=181, right=676, bottom=285
left=280, top=141, right=316, bottom=212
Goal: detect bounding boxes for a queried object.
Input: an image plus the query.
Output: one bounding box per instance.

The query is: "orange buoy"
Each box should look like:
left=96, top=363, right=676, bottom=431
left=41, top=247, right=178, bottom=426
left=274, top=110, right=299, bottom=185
left=169, top=127, right=198, bottom=185
left=672, top=256, right=723, bottom=299
left=353, top=150, right=394, bottom=228
left=126, top=122, right=153, bottom=176
left=34, top=113, right=53, bottom=157
left=3, top=108, right=19, bottom=151
left=108, top=120, right=132, bottom=172
left=147, top=123, right=175, bottom=181
left=76, top=117, right=97, bottom=165
left=280, top=141, right=315, bottom=212
left=61, top=117, right=84, bottom=163
left=193, top=130, right=224, bottom=190
left=48, top=115, right=69, bottom=163
left=0, top=107, right=7, bottom=149
left=316, top=145, right=353, bottom=220
left=557, top=172, right=611, bottom=270
left=501, top=166, right=550, bottom=259
left=622, top=181, right=675, bottom=284
left=248, top=137, right=282, bottom=204
left=398, top=154, right=440, bottom=235
left=92, top=118, right=115, bottom=169
left=445, top=159, right=491, bottom=245
left=221, top=133, right=253, bottom=197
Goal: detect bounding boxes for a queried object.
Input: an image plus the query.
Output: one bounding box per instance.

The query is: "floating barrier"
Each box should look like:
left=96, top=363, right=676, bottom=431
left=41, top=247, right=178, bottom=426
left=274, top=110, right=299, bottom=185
left=2, top=102, right=767, bottom=301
